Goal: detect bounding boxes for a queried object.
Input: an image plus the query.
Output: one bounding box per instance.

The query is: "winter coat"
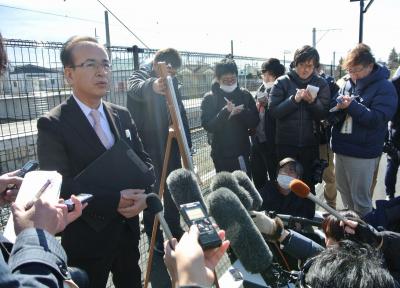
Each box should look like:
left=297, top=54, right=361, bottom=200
left=201, top=82, right=259, bottom=159
left=269, top=71, right=330, bottom=147
left=331, top=64, right=398, bottom=158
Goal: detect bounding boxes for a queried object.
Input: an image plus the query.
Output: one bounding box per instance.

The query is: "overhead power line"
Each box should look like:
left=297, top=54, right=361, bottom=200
left=95, top=0, right=149, bottom=49
left=0, top=4, right=103, bottom=24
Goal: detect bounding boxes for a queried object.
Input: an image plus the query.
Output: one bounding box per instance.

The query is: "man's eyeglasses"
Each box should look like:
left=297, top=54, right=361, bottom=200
left=70, top=60, right=112, bottom=72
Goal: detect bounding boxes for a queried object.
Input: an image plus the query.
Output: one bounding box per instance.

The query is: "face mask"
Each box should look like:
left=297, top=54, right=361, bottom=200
left=220, top=82, right=237, bottom=93
left=277, top=174, right=295, bottom=190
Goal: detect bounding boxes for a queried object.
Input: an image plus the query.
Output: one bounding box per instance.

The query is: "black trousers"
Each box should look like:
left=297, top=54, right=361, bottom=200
left=212, top=154, right=251, bottom=177
left=276, top=144, right=318, bottom=218
left=251, top=141, right=278, bottom=190
left=67, top=223, right=142, bottom=288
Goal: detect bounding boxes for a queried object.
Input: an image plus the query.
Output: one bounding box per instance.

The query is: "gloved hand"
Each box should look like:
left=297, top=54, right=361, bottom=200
left=250, top=211, right=284, bottom=241
left=344, top=219, right=383, bottom=249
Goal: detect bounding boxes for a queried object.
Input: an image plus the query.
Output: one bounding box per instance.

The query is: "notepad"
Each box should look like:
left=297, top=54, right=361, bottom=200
left=3, top=171, right=62, bottom=243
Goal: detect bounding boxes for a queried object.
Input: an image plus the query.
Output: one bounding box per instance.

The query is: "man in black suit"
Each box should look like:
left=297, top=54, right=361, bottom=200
left=37, top=36, right=155, bottom=288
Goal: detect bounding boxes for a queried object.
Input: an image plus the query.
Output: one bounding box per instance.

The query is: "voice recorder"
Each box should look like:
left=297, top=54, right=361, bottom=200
left=180, top=201, right=222, bottom=250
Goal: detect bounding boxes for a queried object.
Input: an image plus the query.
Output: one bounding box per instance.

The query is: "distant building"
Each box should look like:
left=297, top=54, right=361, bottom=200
left=2, top=64, right=63, bottom=95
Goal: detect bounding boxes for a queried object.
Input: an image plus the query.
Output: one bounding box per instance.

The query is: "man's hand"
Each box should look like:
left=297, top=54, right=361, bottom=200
left=0, top=171, right=23, bottom=206
left=164, top=238, right=179, bottom=286
left=164, top=225, right=230, bottom=287
left=294, top=89, right=314, bottom=104
left=12, top=195, right=87, bottom=236
left=58, top=194, right=87, bottom=225
left=251, top=211, right=277, bottom=235
left=117, top=189, right=147, bottom=218
left=302, top=90, right=314, bottom=104
left=342, top=219, right=383, bottom=249
left=152, top=77, right=168, bottom=95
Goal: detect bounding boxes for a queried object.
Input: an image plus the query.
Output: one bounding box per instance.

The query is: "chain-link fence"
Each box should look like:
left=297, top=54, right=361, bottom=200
left=0, top=38, right=342, bottom=286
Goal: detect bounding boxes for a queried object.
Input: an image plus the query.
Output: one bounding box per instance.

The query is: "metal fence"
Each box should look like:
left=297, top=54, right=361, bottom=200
left=0, top=38, right=342, bottom=286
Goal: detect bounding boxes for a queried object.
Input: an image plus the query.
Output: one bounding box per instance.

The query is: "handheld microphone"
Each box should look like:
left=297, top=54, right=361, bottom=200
left=232, top=170, right=263, bottom=211
left=166, top=168, right=207, bottom=210
left=289, top=179, right=346, bottom=222
left=145, top=193, right=173, bottom=241
left=210, top=172, right=253, bottom=211
left=207, top=188, right=276, bottom=285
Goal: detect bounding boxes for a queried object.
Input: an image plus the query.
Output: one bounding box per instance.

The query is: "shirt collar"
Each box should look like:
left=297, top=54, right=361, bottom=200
left=73, top=94, right=106, bottom=120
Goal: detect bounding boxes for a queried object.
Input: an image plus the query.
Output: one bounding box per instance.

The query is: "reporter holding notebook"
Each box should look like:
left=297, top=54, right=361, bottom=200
left=37, top=36, right=155, bottom=288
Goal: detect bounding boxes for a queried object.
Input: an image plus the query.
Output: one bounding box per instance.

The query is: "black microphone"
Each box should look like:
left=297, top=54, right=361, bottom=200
left=210, top=172, right=253, bottom=211
left=146, top=193, right=173, bottom=241
left=166, top=168, right=207, bottom=210
left=232, top=170, right=263, bottom=211
left=207, top=187, right=277, bottom=285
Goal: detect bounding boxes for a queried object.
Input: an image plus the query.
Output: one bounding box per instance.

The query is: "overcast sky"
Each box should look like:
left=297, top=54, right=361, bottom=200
left=0, top=0, right=399, bottom=65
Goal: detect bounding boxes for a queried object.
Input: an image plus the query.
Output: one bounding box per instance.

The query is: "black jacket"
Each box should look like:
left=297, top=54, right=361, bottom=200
left=269, top=71, right=330, bottom=146
left=259, top=181, right=315, bottom=219
left=37, top=97, right=154, bottom=258
left=201, top=82, right=259, bottom=158
left=127, top=65, right=192, bottom=168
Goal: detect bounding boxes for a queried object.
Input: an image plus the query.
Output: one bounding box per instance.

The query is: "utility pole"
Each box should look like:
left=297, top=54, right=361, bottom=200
left=312, top=28, right=341, bottom=48
left=230, top=40, right=234, bottom=57
left=350, top=0, right=375, bottom=43
left=312, top=28, right=316, bottom=48
left=104, top=11, right=111, bottom=59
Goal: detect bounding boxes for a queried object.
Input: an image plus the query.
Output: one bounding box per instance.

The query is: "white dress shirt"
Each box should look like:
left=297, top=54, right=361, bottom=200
left=73, top=95, right=115, bottom=147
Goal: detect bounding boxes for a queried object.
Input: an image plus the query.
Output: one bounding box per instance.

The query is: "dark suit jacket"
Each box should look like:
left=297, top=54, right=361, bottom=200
left=0, top=228, right=69, bottom=287
left=36, top=96, right=154, bottom=258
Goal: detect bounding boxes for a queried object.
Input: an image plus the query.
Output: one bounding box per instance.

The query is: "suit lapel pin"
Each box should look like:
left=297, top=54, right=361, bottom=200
left=125, top=129, right=132, bottom=141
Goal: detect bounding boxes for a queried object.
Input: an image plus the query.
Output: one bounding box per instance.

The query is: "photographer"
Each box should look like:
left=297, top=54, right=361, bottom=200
left=384, top=75, right=400, bottom=200
left=330, top=44, right=398, bottom=216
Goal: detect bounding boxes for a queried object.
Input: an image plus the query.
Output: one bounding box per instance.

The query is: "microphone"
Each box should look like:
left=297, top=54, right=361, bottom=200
left=207, top=187, right=277, bottom=285
left=166, top=168, right=207, bottom=210
left=210, top=172, right=253, bottom=211
left=289, top=179, right=346, bottom=222
left=232, top=170, right=263, bottom=211
left=146, top=193, right=173, bottom=241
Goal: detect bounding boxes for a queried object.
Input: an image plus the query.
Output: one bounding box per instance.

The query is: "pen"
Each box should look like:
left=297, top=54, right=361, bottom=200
left=24, top=179, right=52, bottom=210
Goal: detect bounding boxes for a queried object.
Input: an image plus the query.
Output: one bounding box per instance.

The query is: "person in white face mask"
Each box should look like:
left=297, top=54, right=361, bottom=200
left=258, top=157, right=315, bottom=219
left=201, top=56, right=259, bottom=175
left=251, top=58, right=285, bottom=189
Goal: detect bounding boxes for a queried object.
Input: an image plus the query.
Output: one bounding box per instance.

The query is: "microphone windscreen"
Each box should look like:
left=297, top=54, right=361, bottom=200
left=207, top=188, right=273, bottom=273
left=166, top=168, right=206, bottom=209
left=145, top=193, right=163, bottom=214
left=210, top=172, right=253, bottom=211
left=232, top=170, right=263, bottom=210
left=289, top=179, right=310, bottom=198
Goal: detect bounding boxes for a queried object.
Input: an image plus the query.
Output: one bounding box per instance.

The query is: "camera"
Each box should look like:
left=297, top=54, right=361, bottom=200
left=311, top=159, right=328, bottom=184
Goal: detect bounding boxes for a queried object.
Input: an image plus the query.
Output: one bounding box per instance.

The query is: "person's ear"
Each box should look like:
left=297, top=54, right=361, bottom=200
left=64, top=67, right=74, bottom=85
